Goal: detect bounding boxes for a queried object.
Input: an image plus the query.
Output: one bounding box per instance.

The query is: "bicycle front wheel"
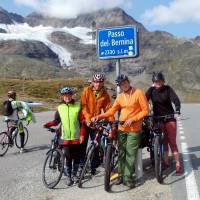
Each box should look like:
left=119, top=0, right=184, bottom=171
left=104, top=144, right=114, bottom=192
left=42, top=148, right=64, bottom=189
left=154, top=136, right=163, bottom=183
left=15, top=127, right=29, bottom=149
left=0, top=132, right=10, bottom=156
left=78, top=144, right=95, bottom=188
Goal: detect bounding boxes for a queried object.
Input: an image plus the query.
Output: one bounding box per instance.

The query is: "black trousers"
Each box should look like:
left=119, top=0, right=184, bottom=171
left=79, top=126, right=100, bottom=170
left=63, top=144, right=81, bottom=176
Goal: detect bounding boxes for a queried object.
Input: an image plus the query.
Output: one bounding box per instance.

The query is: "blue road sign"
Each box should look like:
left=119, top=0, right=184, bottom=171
left=97, top=26, right=138, bottom=59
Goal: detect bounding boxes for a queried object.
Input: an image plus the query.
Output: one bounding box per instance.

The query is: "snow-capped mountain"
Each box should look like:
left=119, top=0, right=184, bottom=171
left=0, top=6, right=200, bottom=97
left=0, top=23, right=92, bottom=67
left=0, top=7, right=146, bottom=78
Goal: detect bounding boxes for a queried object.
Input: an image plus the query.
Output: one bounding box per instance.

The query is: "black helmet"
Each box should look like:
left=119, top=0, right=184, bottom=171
left=7, top=90, right=16, bottom=99
left=115, top=74, right=129, bottom=85
left=152, top=72, right=165, bottom=82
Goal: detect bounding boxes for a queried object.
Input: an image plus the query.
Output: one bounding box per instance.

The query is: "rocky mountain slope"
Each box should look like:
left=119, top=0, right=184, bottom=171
left=0, top=6, right=200, bottom=101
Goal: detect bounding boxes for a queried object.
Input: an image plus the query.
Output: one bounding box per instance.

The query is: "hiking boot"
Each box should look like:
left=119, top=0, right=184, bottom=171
left=19, top=148, right=25, bottom=154
left=72, top=175, right=79, bottom=184
left=66, top=176, right=74, bottom=186
left=175, top=165, right=182, bottom=174
left=123, top=180, right=135, bottom=188
left=115, top=177, right=123, bottom=185
left=91, top=168, right=96, bottom=175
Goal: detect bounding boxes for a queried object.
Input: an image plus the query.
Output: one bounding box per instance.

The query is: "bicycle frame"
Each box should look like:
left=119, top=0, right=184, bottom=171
left=147, top=113, right=178, bottom=183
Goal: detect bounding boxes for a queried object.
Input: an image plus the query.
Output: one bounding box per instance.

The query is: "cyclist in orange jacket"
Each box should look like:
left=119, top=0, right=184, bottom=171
left=92, top=74, right=149, bottom=188
left=80, top=73, right=114, bottom=174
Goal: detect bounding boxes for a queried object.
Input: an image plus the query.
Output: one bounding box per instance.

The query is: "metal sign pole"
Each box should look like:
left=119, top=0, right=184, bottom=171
left=116, top=59, right=120, bottom=95
left=115, top=59, right=120, bottom=120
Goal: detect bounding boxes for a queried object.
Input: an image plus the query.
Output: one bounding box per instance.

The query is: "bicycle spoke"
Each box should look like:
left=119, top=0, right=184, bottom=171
left=0, top=132, right=9, bottom=156
left=42, top=149, right=64, bottom=189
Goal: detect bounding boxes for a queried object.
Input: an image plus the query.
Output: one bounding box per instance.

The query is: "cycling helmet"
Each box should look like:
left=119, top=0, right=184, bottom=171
left=115, top=74, right=129, bottom=85
left=87, top=78, right=92, bottom=84
left=7, top=90, right=16, bottom=98
left=59, top=87, right=73, bottom=95
left=152, top=72, right=165, bottom=82
left=92, top=73, right=105, bottom=82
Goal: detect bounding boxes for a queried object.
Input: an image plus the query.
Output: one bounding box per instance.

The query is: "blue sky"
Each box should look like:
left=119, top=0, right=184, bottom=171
left=0, top=0, right=200, bottom=38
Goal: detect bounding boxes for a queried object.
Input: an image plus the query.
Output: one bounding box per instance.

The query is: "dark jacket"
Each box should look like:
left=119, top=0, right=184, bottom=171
left=146, top=85, right=181, bottom=116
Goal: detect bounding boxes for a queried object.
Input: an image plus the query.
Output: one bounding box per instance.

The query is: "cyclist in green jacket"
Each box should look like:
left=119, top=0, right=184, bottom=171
left=44, top=87, right=85, bottom=186
left=4, top=90, right=26, bottom=153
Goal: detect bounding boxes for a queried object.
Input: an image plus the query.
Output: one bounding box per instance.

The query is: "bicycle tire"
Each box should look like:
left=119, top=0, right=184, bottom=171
left=154, top=135, right=163, bottom=183
left=15, top=127, right=29, bottom=149
left=0, top=132, right=10, bottom=156
left=104, top=144, right=113, bottom=192
left=42, top=148, right=64, bottom=189
left=78, top=144, right=95, bottom=188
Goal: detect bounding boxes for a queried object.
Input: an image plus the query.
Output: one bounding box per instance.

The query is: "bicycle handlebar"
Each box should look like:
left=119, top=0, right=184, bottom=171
left=146, top=112, right=180, bottom=120
left=91, top=120, right=125, bottom=126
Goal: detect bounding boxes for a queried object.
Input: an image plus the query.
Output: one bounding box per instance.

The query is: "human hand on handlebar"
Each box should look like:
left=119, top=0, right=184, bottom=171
left=86, top=120, right=92, bottom=127
left=108, top=127, right=117, bottom=138
left=80, top=136, right=84, bottom=144
left=91, top=116, right=99, bottom=123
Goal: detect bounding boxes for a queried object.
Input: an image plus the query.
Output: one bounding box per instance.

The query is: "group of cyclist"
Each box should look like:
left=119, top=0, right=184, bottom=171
left=4, top=71, right=181, bottom=188
left=42, top=71, right=181, bottom=188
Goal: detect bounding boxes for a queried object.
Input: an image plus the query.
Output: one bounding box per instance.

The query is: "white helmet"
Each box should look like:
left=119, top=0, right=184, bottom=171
left=92, top=73, right=105, bottom=82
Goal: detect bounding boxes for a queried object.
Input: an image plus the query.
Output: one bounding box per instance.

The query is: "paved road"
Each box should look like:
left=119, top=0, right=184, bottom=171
left=0, top=104, right=199, bottom=200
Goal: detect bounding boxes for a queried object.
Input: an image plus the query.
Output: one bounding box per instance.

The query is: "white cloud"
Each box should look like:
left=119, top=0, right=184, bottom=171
left=14, top=0, right=133, bottom=18
left=141, top=0, right=200, bottom=25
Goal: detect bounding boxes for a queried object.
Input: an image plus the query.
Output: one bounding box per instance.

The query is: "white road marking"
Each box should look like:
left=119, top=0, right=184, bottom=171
left=178, top=120, right=200, bottom=200
left=180, top=136, right=186, bottom=140
left=181, top=142, right=200, bottom=200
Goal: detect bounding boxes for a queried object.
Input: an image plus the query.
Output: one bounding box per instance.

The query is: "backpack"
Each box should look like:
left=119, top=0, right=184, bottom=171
left=3, top=100, right=14, bottom=116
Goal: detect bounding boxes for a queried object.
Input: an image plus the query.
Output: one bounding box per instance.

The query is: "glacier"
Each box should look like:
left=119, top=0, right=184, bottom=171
left=0, top=23, right=93, bottom=67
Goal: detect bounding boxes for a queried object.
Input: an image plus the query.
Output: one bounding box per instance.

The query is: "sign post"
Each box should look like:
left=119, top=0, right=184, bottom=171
left=97, top=26, right=142, bottom=180
left=97, top=25, right=138, bottom=94
left=97, top=25, right=138, bottom=60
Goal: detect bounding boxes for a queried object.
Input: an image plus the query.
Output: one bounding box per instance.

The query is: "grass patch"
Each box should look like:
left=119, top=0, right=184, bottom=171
left=0, top=77, right=88, bottom=114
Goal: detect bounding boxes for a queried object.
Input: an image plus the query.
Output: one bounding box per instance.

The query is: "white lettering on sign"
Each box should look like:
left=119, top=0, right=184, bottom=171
left=100, top=39, right=110, bottom=47
left=108, top=30, right=125, bottom=38
left=111, top=39, right=134, bottom=46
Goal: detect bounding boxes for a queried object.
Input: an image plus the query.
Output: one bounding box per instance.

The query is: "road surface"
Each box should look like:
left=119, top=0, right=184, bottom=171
left=0, top=104, right=199, bottom=200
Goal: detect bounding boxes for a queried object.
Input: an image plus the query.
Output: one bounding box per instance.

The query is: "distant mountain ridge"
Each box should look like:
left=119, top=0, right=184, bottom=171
left=0, top=6, right=24, bottom=24
left=0, top=6, right=200, bottom=102
left=25, top=7, right=146, bottom=31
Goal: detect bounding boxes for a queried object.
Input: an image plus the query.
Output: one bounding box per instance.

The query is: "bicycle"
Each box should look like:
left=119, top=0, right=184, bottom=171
left=78, top=120, right=121, bottom=192
left=0, top=119, right=29, bottom=156
left=104, top=134, right=118, bottom=192
left=42, top=128, right=64, bottom=189
left=146, top=113, right=178, bottom=183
